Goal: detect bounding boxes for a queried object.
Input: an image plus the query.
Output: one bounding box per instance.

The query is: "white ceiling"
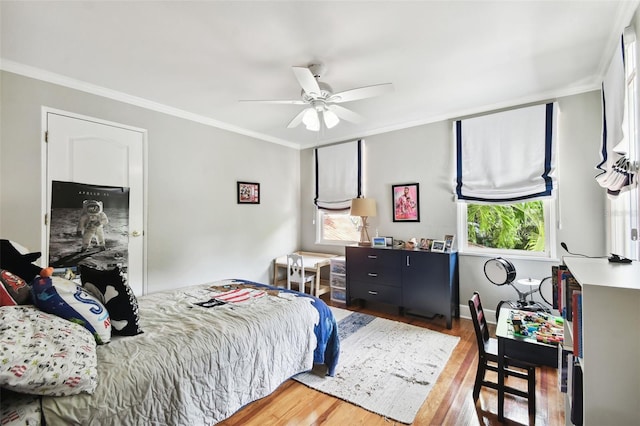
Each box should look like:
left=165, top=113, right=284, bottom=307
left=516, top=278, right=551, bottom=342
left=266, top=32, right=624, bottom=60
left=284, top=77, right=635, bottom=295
left=1, top=1, right=637, bottom=148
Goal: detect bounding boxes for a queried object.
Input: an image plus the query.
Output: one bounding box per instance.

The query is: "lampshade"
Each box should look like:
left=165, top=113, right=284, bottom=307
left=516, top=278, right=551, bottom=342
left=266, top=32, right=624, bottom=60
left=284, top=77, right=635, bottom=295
left=350, top=197, right=377, bottom=217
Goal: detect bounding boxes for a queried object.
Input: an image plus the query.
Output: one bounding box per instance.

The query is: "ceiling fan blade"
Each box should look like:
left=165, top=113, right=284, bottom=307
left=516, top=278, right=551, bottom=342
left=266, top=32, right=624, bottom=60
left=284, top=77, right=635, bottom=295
left=292, top=66, right=322, bottom=97
left=327, top=104, right=364, bottom=124
left=239, top=99, right=306, bottom=105
left=287, top=108, right=310, bottom=128
left=329, top=83, right=393, bottom=103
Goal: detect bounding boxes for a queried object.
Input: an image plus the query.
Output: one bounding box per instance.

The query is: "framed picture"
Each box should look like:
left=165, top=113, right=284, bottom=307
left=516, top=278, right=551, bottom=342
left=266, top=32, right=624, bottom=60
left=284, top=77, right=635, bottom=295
left=392, top=183, right=420, bottom=222
left=237, top=181, right=260, bottom=204
left=384, top=236, right=394, bottom=247
left=431, top=240, right=446, bottom=252
left=419, top=238, right=433, bottom=251
left=444, top=234, right=455, bottom=252
left=372, top=237, right=387, bottom=247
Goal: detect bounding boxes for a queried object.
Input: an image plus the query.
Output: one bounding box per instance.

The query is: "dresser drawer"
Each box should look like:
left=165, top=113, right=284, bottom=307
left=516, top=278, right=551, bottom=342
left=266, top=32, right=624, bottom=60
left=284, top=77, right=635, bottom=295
left=347, top=247, right=399, bottom=269
left=348, top=268, right=401, bottom=287
left=350, top=281, right=402, bottom=305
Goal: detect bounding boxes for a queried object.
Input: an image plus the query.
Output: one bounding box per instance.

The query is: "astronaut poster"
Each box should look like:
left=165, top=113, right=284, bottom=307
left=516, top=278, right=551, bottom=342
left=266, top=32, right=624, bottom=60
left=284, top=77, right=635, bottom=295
left=49, top=181, right=130, bottom=273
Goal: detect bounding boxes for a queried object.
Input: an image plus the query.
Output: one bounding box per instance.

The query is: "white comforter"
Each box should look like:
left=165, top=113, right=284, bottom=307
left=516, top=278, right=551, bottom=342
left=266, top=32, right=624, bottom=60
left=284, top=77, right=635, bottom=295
left=41, top=282, right=321, bottom=425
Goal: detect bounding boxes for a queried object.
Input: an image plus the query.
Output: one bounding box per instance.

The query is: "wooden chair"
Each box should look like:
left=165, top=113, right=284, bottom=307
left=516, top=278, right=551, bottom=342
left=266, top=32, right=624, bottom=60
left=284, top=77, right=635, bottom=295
left=468, top=291, right=536, bottom=416
left=286, top=254, right=315, bottom=294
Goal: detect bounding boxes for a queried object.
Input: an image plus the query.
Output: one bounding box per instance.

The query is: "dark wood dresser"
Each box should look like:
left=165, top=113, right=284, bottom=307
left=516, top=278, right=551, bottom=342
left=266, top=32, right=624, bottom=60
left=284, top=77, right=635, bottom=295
left=345, top=245, right=459, bottom=328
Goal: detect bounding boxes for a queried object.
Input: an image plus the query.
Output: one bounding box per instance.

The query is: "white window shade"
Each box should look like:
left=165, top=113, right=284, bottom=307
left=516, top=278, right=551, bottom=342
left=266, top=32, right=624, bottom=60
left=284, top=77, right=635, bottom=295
left=315, top=140, right=362, bottom=210
left=455, top=103, right=557, bottom=203
left=597, top=35, right=626, bottom=174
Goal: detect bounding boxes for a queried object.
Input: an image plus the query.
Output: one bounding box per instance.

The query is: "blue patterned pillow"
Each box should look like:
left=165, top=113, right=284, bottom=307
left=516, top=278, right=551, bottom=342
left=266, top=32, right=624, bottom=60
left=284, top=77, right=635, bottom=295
left=31, top=276, right=111, bottom=344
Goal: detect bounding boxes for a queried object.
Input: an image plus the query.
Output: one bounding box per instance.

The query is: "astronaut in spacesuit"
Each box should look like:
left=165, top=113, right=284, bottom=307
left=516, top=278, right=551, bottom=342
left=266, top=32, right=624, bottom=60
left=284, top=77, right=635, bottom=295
left=77, top=200, right=109, bottom=252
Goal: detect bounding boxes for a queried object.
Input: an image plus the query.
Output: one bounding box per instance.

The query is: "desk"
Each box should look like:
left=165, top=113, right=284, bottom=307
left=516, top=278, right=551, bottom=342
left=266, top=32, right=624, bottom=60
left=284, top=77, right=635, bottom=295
left=273, top=251, right=337, bottom=297
left=495, top=308, right=563, bottom=421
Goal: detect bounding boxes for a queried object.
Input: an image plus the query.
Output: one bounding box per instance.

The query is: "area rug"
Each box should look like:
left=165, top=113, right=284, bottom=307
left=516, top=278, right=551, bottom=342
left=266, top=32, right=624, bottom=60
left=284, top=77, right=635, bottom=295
left=294, top=308, right=460, bottom=424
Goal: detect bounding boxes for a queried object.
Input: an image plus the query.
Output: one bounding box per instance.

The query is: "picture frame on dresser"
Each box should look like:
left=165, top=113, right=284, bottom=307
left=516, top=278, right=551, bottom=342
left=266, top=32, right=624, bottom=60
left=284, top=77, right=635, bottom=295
left=431, top=240, right=446, bottom=252
left=372, top=237, right=387, bottom=247
left=444, top=234, right=455, bottom=252
left=419, top=238, right=433, bottom=250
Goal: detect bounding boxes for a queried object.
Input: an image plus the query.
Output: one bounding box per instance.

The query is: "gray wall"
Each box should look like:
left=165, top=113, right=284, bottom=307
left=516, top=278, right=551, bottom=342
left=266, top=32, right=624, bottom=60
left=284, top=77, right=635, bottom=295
left=0, top=70, right=607, bottom=311
left=0, top=71, right=300, bottom=293
left=301, top=91, right=606, bottom=319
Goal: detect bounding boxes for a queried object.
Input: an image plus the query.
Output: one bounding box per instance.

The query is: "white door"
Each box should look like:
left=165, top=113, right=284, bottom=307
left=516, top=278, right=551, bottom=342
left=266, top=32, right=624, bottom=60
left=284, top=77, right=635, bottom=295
left=45, top=110, right=146, bottom=295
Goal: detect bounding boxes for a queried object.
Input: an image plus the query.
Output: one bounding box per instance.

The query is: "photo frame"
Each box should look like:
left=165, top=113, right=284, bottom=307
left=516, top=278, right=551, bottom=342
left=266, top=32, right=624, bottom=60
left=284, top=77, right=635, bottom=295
left=419, top=238, right=433, bottom=251
left=431, top=240, right=446, bottom=252
left=392, top=183, right=420, bottom=222
left=444, top=234, right=455, bottom=252
left=237, top=181, right=260, bottom=204
left=372, top=237, right=387, bottom=247
left=384, top=236, right=394, bottom=247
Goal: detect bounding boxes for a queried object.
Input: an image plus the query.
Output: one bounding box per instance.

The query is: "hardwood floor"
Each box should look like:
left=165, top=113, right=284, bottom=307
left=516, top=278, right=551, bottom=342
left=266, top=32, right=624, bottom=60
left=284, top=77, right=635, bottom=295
left=219, top=300, right=565, bottom=426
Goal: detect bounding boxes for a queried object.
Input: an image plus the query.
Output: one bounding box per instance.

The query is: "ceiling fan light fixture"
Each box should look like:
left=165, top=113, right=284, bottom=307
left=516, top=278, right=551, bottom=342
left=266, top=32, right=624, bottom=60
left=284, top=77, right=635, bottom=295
left=305, top=122, right=320, bottom=131
left=241, top=64, right=393, bottom=133
left=323, top=109, right=340, bottom=129
left=302, top=108, right=320, bottom=131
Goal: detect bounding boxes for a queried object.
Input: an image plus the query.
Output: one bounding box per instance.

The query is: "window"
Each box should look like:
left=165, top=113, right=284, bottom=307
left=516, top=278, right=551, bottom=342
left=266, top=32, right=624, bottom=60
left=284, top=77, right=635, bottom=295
left=458, top=200, right=555, bottom=258
left=454, top=103, right=557, bottom=258
left=609, top=29, right=639, bottom=260
left=314, top=140, right=363, bottom=245
left=316, top=210, right=360, bottom=245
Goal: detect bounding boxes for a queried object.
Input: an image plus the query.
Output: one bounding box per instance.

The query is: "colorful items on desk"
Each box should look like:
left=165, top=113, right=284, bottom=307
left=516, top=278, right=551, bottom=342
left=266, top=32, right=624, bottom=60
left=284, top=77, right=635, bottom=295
left=509, top=310, right=564, bottom=344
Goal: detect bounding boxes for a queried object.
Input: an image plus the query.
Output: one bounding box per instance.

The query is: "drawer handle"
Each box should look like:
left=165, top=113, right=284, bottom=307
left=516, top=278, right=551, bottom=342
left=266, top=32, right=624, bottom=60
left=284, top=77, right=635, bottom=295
left=367, top=255, right=377, bottom=259
left=368, top=291, right=378, bottom=295
left=367, top=273, right=378, bottom=277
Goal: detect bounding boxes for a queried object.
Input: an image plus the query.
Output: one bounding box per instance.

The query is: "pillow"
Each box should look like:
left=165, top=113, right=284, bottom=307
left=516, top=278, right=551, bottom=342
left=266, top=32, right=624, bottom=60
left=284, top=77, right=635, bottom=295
left=0, top=270, right=30, bottom=306
left=80, top=265, right=143, bottom=336
left=31, top=276, right=111, bottom=344
left=1, top=390, right=41, bottom=425
left=0, top=305, right=98, bottom=396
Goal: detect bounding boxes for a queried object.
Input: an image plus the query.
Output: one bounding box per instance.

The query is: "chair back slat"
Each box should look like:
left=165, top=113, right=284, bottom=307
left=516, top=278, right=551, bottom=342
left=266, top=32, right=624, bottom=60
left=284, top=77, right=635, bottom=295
left=468, top=291, right=490, bottom=356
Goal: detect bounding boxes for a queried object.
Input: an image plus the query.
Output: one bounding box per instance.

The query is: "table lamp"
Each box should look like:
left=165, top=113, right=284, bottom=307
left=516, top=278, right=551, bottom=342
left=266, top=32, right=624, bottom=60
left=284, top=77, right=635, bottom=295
left=350, top=197, right=377, bottom=246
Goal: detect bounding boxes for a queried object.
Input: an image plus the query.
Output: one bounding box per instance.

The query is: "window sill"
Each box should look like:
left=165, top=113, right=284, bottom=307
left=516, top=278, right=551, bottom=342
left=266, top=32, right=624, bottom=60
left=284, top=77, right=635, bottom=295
left=458, top=250, right=560, bottom=263
left=315, top=240, right=358, bottom=247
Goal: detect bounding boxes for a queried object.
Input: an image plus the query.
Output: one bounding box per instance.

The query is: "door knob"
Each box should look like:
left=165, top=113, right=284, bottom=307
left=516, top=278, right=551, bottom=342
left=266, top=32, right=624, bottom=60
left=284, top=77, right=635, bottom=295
left=131, top=230, right=141, bottom=237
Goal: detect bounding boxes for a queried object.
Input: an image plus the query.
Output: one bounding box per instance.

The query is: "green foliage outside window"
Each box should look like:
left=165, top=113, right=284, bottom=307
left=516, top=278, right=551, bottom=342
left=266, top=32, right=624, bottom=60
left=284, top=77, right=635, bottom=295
left=467, top=201, right=545, bottom=251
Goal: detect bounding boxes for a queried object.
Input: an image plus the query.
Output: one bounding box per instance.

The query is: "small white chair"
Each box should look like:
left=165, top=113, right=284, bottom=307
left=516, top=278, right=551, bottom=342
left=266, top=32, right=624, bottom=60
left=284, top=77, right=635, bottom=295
left=286, top=254, right=316, bottom=294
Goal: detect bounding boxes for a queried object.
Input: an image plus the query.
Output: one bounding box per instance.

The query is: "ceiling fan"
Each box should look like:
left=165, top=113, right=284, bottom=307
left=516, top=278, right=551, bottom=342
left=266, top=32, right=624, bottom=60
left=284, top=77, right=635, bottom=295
left=241, top=63, right=393, bottom=131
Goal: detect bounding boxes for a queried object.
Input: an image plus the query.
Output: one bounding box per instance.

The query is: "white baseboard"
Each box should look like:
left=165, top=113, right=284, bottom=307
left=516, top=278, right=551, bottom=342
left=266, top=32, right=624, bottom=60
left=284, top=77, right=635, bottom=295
left=459, top=304, right=498, bottom=325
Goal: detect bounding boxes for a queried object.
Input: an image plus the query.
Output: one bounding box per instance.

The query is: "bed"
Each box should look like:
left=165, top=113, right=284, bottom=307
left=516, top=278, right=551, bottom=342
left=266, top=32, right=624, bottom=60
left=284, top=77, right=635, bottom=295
left=1, top=279, right=339, bottom=426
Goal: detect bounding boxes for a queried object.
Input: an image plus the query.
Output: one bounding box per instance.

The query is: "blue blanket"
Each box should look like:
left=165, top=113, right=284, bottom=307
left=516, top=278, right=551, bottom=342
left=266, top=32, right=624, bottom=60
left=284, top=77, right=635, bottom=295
left=236, top=280, right=340, bottom=376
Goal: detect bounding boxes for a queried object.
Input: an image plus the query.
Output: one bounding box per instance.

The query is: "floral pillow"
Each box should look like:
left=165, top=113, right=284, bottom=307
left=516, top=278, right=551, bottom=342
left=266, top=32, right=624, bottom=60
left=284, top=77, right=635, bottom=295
left=31, top=276, right=111, bottom=344
left=0, top=305, right=98, bottom=396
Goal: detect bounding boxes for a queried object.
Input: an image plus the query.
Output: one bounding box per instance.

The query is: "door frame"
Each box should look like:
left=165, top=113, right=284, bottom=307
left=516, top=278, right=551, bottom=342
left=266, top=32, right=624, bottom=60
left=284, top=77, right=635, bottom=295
left=40, top=106, right=149, bottom=294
